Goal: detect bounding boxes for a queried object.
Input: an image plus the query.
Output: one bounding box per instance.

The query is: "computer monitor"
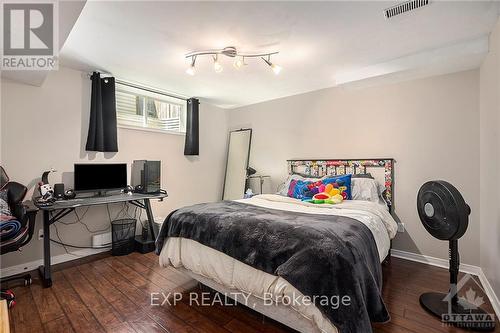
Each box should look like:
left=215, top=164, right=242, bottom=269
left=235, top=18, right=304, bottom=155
left=74, top=163, right=127, bottom=194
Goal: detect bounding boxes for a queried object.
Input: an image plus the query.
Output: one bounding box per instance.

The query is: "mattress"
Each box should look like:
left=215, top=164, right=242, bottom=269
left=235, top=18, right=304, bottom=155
left=159, top=194, right=398, bottom=333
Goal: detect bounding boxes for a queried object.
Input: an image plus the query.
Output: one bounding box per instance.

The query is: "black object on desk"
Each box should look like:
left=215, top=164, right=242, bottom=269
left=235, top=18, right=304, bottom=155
left=34, top=192, right=167, bottom=288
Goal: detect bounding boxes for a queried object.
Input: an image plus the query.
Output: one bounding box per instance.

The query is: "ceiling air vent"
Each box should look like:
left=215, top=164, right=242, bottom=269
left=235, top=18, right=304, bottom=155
left=384, top=0, right=430, bottom=19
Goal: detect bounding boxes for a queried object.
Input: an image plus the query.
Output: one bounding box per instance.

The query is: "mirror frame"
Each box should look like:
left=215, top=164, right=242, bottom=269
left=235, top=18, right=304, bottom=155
left=222, top=128, right=252, bottom=200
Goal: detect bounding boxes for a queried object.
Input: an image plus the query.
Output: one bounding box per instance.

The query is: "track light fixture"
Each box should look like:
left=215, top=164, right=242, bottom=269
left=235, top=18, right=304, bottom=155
left=185, top=46, right=281, bottom=75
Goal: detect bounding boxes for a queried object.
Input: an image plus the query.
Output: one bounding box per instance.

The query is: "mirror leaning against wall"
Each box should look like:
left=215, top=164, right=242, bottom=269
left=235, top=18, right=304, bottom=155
left=222, top=129, right=252, bottom=200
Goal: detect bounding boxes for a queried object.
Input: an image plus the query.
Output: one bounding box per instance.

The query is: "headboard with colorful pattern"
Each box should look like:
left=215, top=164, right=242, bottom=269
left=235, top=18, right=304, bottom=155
left=287, top=159, right=395, bottom=212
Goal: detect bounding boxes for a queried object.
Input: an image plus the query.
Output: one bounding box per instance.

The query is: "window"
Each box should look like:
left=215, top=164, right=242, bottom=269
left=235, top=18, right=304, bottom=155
left=115, top=82, right=186, bottom=134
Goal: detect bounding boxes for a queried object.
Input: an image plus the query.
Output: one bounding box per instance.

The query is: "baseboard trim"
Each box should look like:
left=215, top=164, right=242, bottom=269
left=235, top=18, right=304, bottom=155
left=1, top=248, right=109, bottom=278
left=391, top=249, right=481, bottom=275
left=478, top=269, right=500, bottom=319
left=391, top=249, right=499, bottom=318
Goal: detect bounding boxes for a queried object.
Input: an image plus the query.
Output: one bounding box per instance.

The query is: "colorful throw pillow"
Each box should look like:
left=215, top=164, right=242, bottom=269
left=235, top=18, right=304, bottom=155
left=287, top=174, right=352, bottom=200
left=322, top=174, right=352, bottom=200
left=287, top=179, right=298, bottom=197
left=289, top=179, right=314, bottom=199
left=278, top=174, right=321, bottom=196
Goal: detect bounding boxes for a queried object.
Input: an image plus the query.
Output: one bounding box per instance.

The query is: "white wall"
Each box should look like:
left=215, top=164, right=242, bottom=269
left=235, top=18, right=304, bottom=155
left=0, top=79, right=2, bottom=163
left=0, top=66, right=229, bottom=269
left=228, top=70, right=481, bottom=265
left=480, top=18, right=500, bottom=300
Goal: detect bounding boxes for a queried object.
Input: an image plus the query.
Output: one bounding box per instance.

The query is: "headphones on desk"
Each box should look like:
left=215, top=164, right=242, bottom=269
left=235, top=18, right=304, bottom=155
left=123, top=185, right=134, bottom=194
left=64, top=189, right=76, bottom=199
left=122, top=185, right=167, bottom=195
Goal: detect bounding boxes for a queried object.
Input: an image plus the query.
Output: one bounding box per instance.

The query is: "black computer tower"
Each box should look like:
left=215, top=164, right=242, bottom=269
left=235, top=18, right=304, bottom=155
left=131, top=160, right=161, bottom=194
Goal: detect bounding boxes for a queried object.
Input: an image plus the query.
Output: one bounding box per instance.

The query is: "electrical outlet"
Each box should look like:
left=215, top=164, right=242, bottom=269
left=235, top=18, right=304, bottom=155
left=38, top=229, right=44, bottom=240
left=397, top=223, right=405, bottom=233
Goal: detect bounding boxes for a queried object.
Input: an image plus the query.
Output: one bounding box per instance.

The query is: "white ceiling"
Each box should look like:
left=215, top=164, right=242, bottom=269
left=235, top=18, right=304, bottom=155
left=60, top=1, right=499, bottom=108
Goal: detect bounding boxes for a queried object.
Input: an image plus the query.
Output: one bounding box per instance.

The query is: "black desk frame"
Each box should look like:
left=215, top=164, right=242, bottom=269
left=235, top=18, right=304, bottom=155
left=38, top=194, right=166, bottom=288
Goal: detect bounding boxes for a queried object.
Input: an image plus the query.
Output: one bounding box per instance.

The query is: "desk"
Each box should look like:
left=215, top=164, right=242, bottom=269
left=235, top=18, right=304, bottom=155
left=35, top=192, right=167, bottom=288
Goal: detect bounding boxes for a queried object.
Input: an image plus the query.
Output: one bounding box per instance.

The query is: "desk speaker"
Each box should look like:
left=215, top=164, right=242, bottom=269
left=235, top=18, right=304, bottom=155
left=54, top=183, right=65, bottom=200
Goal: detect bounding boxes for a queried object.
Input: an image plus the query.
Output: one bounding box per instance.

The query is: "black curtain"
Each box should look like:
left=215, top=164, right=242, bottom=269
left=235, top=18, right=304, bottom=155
left=85, top=72, right=118, bottom=152
left=184, top=98, right=200, bottom=155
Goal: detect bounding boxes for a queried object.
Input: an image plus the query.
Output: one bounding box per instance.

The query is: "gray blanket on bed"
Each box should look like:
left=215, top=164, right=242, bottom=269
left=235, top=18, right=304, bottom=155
left=156, top=201, right=389, bottom=333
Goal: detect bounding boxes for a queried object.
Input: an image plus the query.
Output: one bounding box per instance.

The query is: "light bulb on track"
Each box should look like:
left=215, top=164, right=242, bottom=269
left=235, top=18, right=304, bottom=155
left=234, top=57, right=245, bottom=69
left=262, top=56, right=282, bottom=75
left=186, top=56, right=196, bottom=76
left=213, top=55, right=223, bottom=73
left=186, top=66, right=195, bottom=76
left=270, top=63, right=282, bottom=75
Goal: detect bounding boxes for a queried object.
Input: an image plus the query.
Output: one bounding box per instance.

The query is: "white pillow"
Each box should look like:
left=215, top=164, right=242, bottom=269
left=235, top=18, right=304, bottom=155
left=351, top=178, right=386, bottom=204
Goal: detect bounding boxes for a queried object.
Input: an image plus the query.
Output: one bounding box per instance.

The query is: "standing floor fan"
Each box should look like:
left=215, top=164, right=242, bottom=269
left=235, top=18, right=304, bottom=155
left=417, top=181, right=495, bottom=331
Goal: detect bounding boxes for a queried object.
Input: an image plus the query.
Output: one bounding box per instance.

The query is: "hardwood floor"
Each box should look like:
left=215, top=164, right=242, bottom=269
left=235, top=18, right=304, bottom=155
left=6, top=253, right=499, bottom=333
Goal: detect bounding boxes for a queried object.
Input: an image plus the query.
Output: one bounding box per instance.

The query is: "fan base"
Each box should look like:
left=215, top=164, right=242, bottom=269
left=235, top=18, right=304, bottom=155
left=420, top=292, right=495, bottom=331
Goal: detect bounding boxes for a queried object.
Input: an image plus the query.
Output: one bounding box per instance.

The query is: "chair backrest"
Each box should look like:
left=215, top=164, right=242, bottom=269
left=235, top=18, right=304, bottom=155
left=1, top=181, right=34, bottom=254
left=0, top=166, right=8, bottom=190
left=3, top=182, right=27, bottom=216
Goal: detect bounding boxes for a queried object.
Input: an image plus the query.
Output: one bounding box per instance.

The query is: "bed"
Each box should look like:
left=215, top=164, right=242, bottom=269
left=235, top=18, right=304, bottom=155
left=156, top=159, right=398, bottom=333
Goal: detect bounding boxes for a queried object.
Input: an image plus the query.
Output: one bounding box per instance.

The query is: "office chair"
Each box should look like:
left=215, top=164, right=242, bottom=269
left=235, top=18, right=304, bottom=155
left=1, top=179, right=38, bottom=308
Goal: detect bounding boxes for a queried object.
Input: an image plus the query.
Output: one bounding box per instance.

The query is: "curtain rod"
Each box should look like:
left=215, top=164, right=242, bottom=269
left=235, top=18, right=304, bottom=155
left=115, top=79, right=188, bottom=101
left=87, top=72, right=189, bottom=101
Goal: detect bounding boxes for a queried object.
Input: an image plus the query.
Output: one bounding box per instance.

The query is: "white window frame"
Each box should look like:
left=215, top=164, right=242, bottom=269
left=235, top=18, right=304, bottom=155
left=115, top=81, right=187, bottom=136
